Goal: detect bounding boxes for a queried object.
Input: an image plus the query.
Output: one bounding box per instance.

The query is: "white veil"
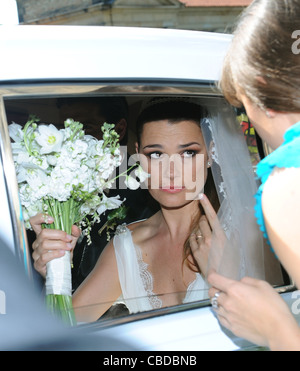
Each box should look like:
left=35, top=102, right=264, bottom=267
left=201, top=99, right=265, bottom=281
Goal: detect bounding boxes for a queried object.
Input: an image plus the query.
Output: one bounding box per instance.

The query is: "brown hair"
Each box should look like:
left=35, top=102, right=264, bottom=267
left=220, top=0, right=300, bottom=112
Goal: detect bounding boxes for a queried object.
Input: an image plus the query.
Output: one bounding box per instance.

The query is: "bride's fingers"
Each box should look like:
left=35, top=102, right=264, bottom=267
left=199, top=215, right=212, bottom=240
left=30, top=213, right=54, bottom=235
left=189, top=233, right=206, bottom=258
left=198, top=194, right=219, bottom=228
left=190, top=222, right=212, bottom=269
left=189, top=233, right=208, bottom=274
left=71, top=224, right=81, bottom=239
left=199, top=194, right=224, bottom=237
left=189, top=233, right=199, bottom=254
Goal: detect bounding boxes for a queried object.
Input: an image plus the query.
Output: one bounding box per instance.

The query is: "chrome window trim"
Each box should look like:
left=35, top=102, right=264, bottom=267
left=0, top=80, right=220, bottom=98
left=0, top=95, right=32, bottom=278
left=82, top=298, right=212, bottom=331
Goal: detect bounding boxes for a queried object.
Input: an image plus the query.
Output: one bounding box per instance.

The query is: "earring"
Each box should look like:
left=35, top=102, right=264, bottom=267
left=265, top=110, right=272, bottom=118
left=207, top=161, right=211, bottom=168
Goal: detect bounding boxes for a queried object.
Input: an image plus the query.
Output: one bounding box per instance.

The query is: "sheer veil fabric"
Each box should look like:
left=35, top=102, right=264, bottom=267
left=202, top=99, right=265, bottom=281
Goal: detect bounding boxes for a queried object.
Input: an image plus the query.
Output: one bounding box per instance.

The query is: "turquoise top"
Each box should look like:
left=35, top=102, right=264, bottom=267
left=254, top=121, right=300, bottom=246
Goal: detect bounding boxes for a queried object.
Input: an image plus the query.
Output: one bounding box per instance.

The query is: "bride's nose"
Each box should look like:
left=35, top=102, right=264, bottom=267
left=162, top=154, right=182, bottom=181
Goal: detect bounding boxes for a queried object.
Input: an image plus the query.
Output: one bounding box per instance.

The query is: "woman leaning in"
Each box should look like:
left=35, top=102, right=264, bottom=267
left=208, top=0, right=300, bottom=351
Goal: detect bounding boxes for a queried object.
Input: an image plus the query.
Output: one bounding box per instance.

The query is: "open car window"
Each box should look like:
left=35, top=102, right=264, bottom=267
left=1, top=83, right=293, bottom=325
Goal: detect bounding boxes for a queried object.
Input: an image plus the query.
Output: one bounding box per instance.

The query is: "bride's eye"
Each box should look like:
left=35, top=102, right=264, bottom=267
left=182, top=150, right=197, bottom=158
left=148, top=152, right=163, bottom=159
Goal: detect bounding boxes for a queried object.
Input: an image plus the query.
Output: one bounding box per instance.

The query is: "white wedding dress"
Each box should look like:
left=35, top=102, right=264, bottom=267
left=113, top=224, right=209, bottom=314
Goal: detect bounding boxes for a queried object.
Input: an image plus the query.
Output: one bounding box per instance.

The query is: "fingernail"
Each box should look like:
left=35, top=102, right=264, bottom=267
left=66, top=234, right=73, bottom=241
left=44, top=215, right=54, bottom=223
left=66, top=243, right=73, bottom=250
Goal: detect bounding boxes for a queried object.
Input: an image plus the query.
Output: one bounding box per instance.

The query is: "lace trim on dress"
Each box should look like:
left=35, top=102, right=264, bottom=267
left=135, top=244, right=163, bottom=309
left=135, top=243, right=201, bottom=307
left=115, top=223, right=206, bottom=308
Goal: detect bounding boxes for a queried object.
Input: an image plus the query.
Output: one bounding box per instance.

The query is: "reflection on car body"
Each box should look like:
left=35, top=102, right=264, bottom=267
left=0, top=25, right=298, bottom=351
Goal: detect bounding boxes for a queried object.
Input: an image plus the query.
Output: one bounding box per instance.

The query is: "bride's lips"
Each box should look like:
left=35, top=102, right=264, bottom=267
left=160, top=186, right=185, bottom=194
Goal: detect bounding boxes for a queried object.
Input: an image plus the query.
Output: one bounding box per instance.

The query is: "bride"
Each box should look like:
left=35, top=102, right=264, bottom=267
left=30, top=98, right=266, bottom=322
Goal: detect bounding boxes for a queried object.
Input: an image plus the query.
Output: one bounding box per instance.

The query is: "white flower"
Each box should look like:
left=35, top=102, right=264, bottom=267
left=134, top=165, right=150, bottom=182
left=17, top=162, right=47, bottom=184
left=9, top=122, right=24, bottom=142
left=124, top=175, right=140, bottom=190
left=97, top=194, right=124, bottom=215
left=80, top=195, right=101, bottom=215
left=35, top=124, right=64, bottom=154
left=10, top=119, right=127, bottom=238
left=46, top=155, right=58, bottom=166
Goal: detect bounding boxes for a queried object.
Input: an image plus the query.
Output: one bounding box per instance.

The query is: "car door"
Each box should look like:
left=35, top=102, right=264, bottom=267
left=0, top=25, right=298, bottom=351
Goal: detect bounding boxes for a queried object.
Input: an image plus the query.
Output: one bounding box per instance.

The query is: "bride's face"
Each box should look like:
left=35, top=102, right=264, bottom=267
left=137, top=119, right=209, bottom=209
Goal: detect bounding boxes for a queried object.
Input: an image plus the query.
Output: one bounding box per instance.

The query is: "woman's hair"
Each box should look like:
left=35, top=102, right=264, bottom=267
left=136, top=98, right=207, bottom=146
left=136, top=98, right=219, bottom=273
left=220, top=0, right=300, bottom=112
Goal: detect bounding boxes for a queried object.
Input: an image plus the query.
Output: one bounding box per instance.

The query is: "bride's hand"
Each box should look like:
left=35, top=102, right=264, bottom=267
left=189, top=193, right=225, bottom=276
left=30, top=213, right=81, bottom=278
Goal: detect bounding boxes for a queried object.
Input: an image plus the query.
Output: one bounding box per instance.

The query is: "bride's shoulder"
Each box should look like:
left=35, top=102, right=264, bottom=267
left=126, top=213, right=159, bottom=245
left=127, top=219, right=148, bottom=231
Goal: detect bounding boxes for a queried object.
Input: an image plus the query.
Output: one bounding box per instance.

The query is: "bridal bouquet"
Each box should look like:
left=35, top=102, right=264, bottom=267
left=9, top=117, right=146, bottom=325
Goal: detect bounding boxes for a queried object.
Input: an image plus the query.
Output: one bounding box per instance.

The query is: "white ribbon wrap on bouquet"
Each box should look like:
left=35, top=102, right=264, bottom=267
left=45, top=252, right=72, bottom=296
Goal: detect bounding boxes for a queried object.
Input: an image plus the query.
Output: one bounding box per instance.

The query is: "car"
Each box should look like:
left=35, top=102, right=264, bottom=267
left=0, top=24, right=299, bottom=352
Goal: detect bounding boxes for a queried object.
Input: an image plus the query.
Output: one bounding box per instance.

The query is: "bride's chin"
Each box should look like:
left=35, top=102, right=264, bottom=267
left=150, top=190, right=195, bottom=210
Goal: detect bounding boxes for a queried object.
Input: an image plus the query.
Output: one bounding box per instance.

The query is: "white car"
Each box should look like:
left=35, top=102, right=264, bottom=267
left=0, top=25, right=298, bottom=352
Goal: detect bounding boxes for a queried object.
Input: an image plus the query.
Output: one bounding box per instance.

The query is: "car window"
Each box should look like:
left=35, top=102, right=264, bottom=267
left=1, top=84, right=291, bottom=325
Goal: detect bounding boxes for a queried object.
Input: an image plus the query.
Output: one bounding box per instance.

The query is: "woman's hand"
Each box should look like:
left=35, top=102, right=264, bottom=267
left=30, top=213, right=81, bottom=278
left=189, top=193, right=226, bottom=276
left=208, top=272, right=300, bottom=350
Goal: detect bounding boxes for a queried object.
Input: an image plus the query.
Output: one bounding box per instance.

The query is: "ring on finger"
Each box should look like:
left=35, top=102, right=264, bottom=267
left=196, top=233, right=203, bottom=241
left=211, top=291, right=221, bottom=310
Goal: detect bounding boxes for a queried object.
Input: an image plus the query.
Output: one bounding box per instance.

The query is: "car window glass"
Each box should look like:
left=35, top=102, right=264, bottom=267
left=3, top=92, right=288, bottom=325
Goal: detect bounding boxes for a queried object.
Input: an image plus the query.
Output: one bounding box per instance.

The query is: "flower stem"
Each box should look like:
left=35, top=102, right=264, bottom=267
left=23, top=120, right=34, bottom=156
left=42, top=197, right=79, bottom=326
left=109, top=163, right=138, bottom=185
left=46, top=294, right=76, bottom=326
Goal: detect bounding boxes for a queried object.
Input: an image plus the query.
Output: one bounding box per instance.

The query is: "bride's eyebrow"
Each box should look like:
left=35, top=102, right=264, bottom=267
left=142, top=144, right=163, bottom=150
left=178, top=142, right=201, bottom=148
left=142, top=142, right=202, bottom=150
